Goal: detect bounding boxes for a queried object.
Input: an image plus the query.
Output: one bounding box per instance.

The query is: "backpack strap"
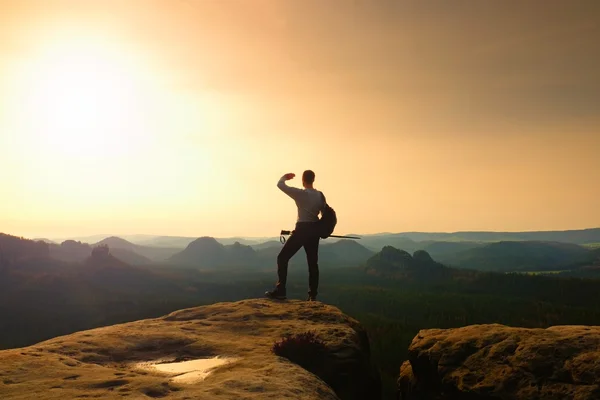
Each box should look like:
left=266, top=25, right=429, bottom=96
left=300, top=191, right=326, bottom=218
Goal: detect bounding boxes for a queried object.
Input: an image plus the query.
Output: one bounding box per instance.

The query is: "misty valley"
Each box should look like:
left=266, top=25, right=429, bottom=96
left=2, top=229, right=600, bottom=398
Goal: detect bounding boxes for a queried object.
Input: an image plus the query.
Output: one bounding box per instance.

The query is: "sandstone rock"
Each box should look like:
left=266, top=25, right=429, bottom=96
left=398, top=324, right=600, bottom=400
left=0, top=299, right=380, bottom=400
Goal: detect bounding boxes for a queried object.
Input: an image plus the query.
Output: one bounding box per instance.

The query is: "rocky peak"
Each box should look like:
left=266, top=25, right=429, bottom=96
left=366, top=246, right=443, bottom=277
left=412, top=250, right=434, bottom=264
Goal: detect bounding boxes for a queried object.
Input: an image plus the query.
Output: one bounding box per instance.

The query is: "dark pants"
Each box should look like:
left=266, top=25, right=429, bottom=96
left=276, top=222, right=320, bottom=297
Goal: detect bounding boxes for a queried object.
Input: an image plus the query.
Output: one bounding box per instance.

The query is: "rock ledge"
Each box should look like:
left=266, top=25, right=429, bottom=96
left=0, top=299, right=380, bottom=400
left=398, top=324, right=600, bottom=400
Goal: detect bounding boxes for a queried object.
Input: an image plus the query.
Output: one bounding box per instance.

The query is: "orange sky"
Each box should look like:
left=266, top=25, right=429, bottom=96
left=1, top=0, right=599, bottom=239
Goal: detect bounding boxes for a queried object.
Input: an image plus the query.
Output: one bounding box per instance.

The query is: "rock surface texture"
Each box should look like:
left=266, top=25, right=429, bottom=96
left=0, top=299, right=380, bottom=399
left=398, top=324, right=600, bottom=400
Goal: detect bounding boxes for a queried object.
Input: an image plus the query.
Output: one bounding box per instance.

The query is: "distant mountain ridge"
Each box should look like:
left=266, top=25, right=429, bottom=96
left=441, top=241, right=595, bottom=272
left=169, top=237, right=260, bottom=268
left=48, top=239, right=152, bottom=265
left=0, top=233, right=49, bottom=265
left=320, top=240, right=375, bottom=264
left=168, top=237, right=375, bottom=269
left=363, top=240, right=600, bottom=277
left=18, top=227, right=600, bottom=273
left=94, top=237, right=180, bottom=261
left=49, top=228, right=600, bottom=252
left=358, top=228, right=600, bottom=245
left=136, top=235, right=278, bottom=248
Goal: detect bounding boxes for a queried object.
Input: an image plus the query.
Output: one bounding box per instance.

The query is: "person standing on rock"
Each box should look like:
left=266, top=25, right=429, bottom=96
left=266, top=170, right=325, bottom=302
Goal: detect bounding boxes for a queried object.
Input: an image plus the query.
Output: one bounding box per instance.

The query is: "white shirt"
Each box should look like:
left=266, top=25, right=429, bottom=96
left=277, top=175, right=324, bottom=222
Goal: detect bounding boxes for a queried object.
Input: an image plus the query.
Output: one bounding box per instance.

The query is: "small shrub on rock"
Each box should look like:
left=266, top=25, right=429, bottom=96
left=272, top=331, right=328, bottom=372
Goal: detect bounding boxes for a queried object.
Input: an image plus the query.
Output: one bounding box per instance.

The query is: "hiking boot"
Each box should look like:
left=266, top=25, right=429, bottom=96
left=306, top=295, right=317, bottom=302
left=265, top=288, right=287, bottom=300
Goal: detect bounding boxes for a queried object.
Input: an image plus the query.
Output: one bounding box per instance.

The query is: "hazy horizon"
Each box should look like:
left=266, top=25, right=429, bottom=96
left=14, top=225, right=600, bottom=246
left=2, top=1, right=599, bottom=239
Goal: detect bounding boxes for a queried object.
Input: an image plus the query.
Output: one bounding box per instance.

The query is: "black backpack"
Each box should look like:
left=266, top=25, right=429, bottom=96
left=317, top=192, right=337, bottom=239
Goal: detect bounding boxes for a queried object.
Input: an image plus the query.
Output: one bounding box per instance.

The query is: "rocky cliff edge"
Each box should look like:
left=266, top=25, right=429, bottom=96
left=0, top=299, right=380, bottom=400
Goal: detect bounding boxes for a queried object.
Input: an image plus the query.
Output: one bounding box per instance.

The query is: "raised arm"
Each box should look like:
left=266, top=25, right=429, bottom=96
left=277, top=173, right=303, bottom=201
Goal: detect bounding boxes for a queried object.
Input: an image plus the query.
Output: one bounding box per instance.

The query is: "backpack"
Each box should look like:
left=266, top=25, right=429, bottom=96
left=317, top=192, right=337, bottom=239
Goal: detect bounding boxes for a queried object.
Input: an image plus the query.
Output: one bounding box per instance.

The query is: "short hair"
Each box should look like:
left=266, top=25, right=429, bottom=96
left=302, top=170, right=315, bottom=184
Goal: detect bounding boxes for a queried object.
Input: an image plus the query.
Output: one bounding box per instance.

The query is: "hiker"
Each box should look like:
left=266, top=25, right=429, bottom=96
left=266, top=170, right=325, bottom=301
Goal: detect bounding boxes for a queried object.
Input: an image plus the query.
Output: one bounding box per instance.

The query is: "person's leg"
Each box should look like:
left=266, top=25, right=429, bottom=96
left=304, top=233, right=320, bottom=300
left=266, top=231, right=304, bottom=299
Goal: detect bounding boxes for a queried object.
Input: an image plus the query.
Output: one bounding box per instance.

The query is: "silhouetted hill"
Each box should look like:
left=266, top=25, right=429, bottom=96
left=170, top=236, right=226, bottom=266
left=169, top=237, right=374, bottom=269
left=169, top=237, right=261, bottom=268
left=0, top=233, right=49, bottom=275
left=136, top=235, right=273, bottom=248
left=94, top=236, right=179, bottom=261
left=82, top=247, right=171, bottom=289
left=95, top=236, right=138, bottom=251
left=361, top=245, right=600, bottom=301
left=32, top=238, right=57, bottom=244
left=365, top=247, right=450, bottom=281
left=0, top=233, right=49, bottom=265
left=357, top=238, right=484, bottom=258
left=443, top=241, right=595, bottom=272
left=109, top=248, right=152, bottom=265
left=252, top=239, right=374, bottom=268
left=367, top=247, right=409, bottom=270
left=85, top=245, right=131, bottom=269
left=319, top=240, right=375, bottom=264
left=225, top=241, right=259, bottom=265
left=49, top=240, right=151, bottom=265
left=91, top=244, right=151, bottom=266
left=49, top=240, right=92, bottom=263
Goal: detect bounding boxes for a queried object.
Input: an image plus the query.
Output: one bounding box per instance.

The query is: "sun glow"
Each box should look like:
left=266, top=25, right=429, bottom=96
left=0, top=22, right=244, bottom=231
left=10, top=33, right=161, bottom=161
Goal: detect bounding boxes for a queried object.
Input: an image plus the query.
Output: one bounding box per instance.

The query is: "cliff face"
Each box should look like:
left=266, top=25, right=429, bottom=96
left=398, top=324, right=600, bottom=400
left=0, top=299, right=380, bottom=400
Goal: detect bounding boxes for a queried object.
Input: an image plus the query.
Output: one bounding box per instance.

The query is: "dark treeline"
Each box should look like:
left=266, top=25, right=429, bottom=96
left=313, top=268, right=600, bottom=399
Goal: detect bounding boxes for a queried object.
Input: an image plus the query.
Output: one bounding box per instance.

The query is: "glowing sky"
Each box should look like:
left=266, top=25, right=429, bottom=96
left=1, top=0, right=599, bottom=239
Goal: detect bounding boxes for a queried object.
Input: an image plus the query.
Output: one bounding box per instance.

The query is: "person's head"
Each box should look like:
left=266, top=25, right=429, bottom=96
left=302, top=170, right=315, bottom=188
